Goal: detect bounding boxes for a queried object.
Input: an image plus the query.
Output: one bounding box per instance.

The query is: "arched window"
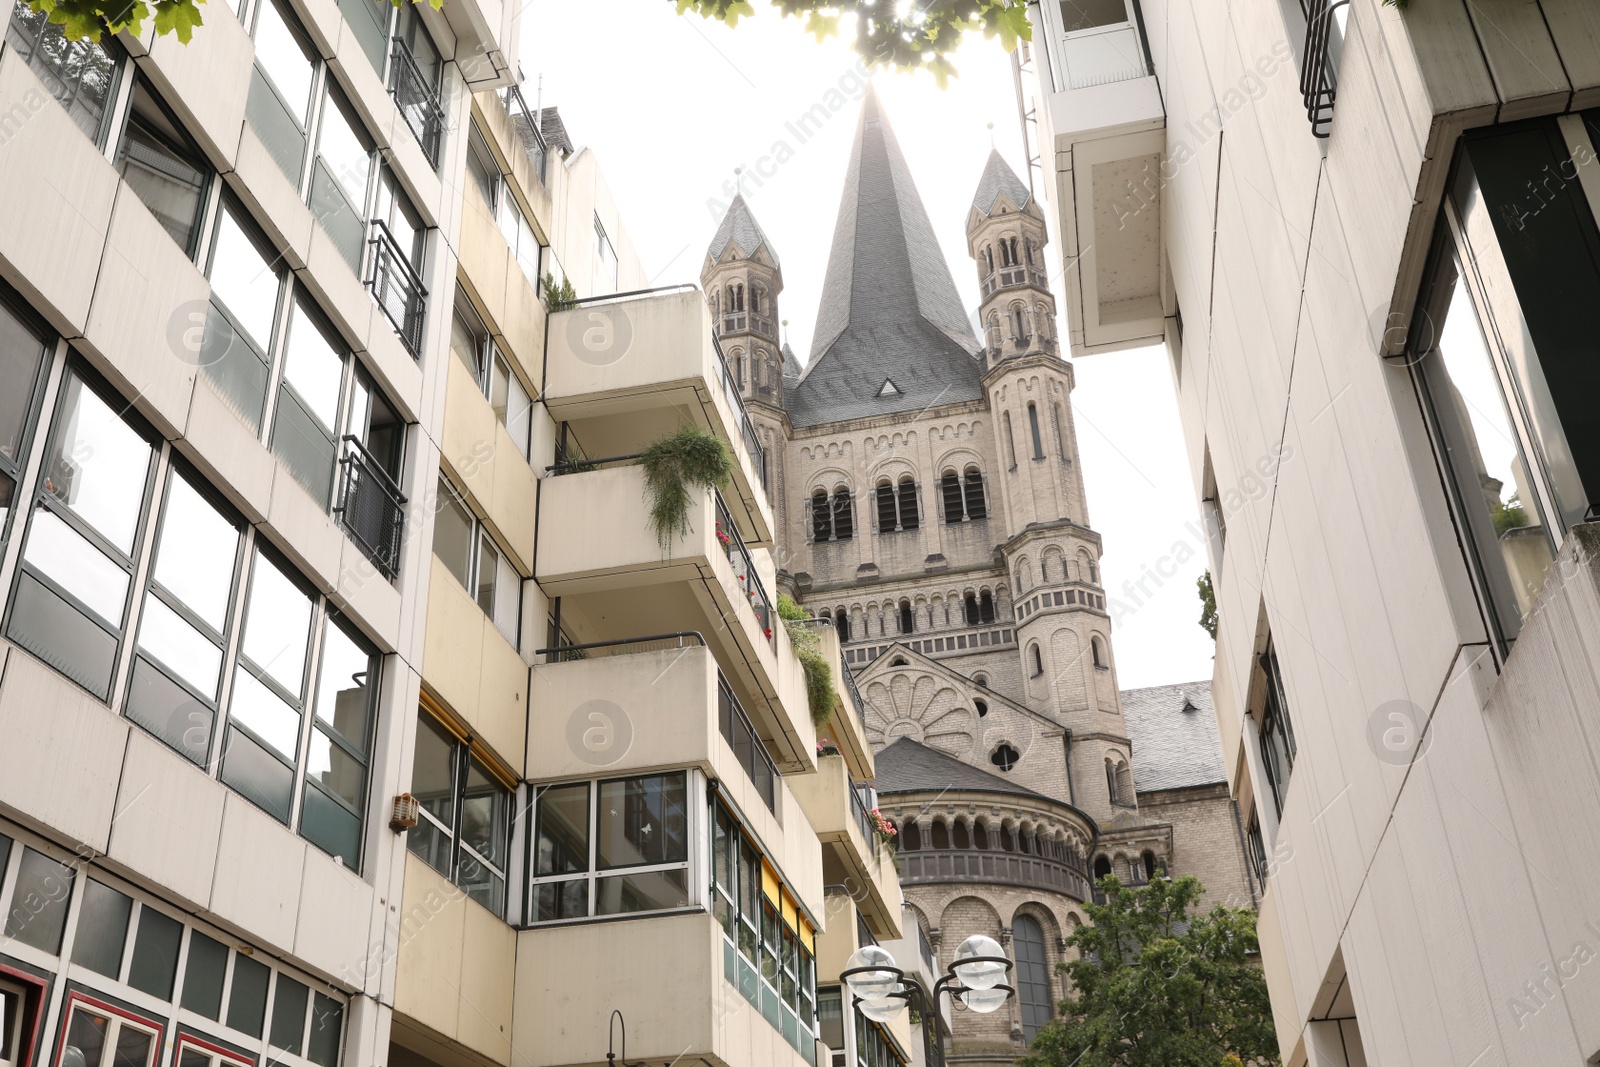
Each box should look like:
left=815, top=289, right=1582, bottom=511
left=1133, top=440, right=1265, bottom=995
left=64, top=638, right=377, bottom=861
left=974, top=673, right=989, bottom=688
left=963, top=467, right=988, bottom=519
left=1027, top=402, right=1045, bottom=459
left=1093, top=855, right=1112, bottom=879
left=1001, top=236, right=1019, bottom=267
left=831, top=487, right=854, bottom=540
left=1014, top=913, right=1053, bottom=1043
left=1142, top=850, right=1160, bottom=881
left=964, top=593, right=980, bottom=626
left=986, top=311, right=1002, bottom=352
left=1024, top=239, right=1037, bottom=267
left=1092, top=636, right=1107, bottom=668
left=902, top=822, right=921, bottom=851
left=750, top=286, right=762, bottom=314
left=974, top=699, right=988, bottom=718
left=953, top=820, right=970, bottom=849
left=898, top=600, right=914, bottom=635
left=979, top=589, right=996, bottom=624
left=1000, top=825, right=1016, bottom=851
left=729, top=283, right=744, bottom=312
left=931, top=821, right=950, bottom=849
left=1117, top=761, right=1134, bottom=804
left=835, top=607, right=851, bottom=643
left=876, top=480, right=897, bottom=533
left=1009, top=303, right=1029, bottom=343
left=982, top=246, right=994, bottom=275
left=897, top=477, right=919, bottom=530
left=1052, top=401, right=1066, bottom=454
left=1003, top=411, right=1018, bottom=467
left=1018, top=831, right=1032, bottom=854
left=890, top=656, right=908, bottom=667
left=974, top=822, right=989, bottom=849
left=811, top=489, right=832, bottom=542
left=1029, top=643, right=1043, bottom=676
left=941, top=470, right=964, bottom=523
left=990, top=744, right=1019, bottom=771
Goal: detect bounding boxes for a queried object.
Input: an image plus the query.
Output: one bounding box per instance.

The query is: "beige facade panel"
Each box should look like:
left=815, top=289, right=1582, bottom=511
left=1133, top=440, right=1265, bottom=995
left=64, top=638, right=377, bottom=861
left=421, top=556, right=528, bottom=769
left=441, top=355, right=537, bottom=572
left=787, top=753, right=901, bottom=940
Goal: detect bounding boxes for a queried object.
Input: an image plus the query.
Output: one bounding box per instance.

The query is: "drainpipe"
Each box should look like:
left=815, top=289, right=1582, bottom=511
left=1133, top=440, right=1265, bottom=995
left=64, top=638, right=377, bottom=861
left=1062, top=729, right=1076, bottom=806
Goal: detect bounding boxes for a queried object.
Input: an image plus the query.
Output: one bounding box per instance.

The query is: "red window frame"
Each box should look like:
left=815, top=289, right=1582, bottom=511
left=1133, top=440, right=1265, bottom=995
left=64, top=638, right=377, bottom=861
left=0, top=964, right=49, bottom=1067
left=51, top=991, right=164, bottom=1067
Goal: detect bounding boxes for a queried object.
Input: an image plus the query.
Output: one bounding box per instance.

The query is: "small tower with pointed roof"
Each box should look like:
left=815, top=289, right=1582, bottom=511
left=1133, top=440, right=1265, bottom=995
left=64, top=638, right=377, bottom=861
left=701, top=194, right=785, bottom=412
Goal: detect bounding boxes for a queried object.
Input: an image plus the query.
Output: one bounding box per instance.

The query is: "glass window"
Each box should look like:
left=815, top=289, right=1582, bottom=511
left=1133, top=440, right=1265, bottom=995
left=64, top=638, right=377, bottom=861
left=0, top=292, right=49, bottom=490
left=372, top=166, right=425, bottom=274
left=465, top=128, right=497, bottom=209
left=3, top=847, right=75, bottom=953
left=1013, top=915, right=1052, bottom=1042
left=204, top=203, right=282, bottom=430
left=181, top=933, right=228, bottom=1020
left=309, top=86, right=372, bottom=273
left=3, top=3, right=121, bottom=146
left=71, top=880, right=133, bottom=979
left=272, top=301, right=346, bottom=504
left=114, top=79, right=211, bottom=256
left=594, top=218, right=618, bottom=290
left=270, top=975, right=309, bottom=1053
left=226, top=955, right=270, bottom=1036
left=307, top=994, right=342, bottom=1067
left=450, top=291, right=489, bottom=379
left=58, top=999, right=158, bottom=1067
left=247, top=0, right=316, bottom=181
left=490, top=356, right=532, bottom=462
left=301, top=620, right=375, bottom=869
left=406, top=710, right=511, bottom=916
left=127, top=907, right=183, bottom=1000
left=432, top=478, right=473, bottom=587
left=1257, top=639, right=1296, bottom=818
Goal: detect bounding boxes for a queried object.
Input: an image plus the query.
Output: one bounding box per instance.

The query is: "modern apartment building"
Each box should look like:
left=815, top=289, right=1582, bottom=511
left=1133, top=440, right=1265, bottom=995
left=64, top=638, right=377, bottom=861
left=1020, top=0, right=1600, bottom=1063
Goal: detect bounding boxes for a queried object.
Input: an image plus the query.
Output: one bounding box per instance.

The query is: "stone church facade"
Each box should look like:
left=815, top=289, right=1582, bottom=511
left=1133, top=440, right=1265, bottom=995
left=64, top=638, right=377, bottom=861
left=702, top=88, right=1253, bottom=1065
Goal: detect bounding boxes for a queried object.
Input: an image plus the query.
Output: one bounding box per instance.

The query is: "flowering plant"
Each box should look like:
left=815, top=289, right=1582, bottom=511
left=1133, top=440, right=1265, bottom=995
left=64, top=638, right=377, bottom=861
left=869, top=808, right=897, bottom=845
left=817, top=739, right=841, bottom=757
left=715, top=521, right=732, bottom=549
left=762, top=626, right=773, bottom=640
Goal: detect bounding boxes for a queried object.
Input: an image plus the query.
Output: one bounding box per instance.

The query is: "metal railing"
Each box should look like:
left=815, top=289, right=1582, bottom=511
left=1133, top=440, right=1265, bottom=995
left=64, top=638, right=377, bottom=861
left=850, top=784, right=879, bottom=857
left=719, top=673, right=777, bottom=812
left=533, top=631, right=706, bottom=663
left=367, top=219, right=427, bottom=358
left=1299, top=0, right=1349, bottom=138
left=499, top=83, right=548, bottom=187
left=709, top=333, right=767, bottom=488
left=715, top=491, right=774, bottom=644
left=389, top=36, right=444, bottom=167
left=333, top=435, right=406, bottom=581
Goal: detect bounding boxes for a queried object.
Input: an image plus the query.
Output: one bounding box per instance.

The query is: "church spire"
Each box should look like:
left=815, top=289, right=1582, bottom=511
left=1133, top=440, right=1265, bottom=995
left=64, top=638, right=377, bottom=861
left=788, top=86, right=983, bottom=427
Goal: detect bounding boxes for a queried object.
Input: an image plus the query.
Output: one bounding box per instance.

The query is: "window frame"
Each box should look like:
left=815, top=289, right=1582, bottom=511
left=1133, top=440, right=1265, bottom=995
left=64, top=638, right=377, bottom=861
left=431, top=475, right=523, bottom=647
left=408, top=709, right=513, bottom=916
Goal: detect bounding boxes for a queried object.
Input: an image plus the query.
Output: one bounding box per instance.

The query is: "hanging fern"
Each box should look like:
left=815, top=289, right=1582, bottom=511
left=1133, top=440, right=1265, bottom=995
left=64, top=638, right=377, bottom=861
left=778, top=594, right=838, bottom=728
left=640, top=425, right=734, bottom=555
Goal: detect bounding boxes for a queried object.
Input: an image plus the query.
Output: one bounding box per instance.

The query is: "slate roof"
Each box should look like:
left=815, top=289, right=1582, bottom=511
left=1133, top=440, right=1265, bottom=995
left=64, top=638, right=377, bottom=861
left=540, top=108, right=574, bottom=156
left=1120, top=682, right=1227, bottom=793
left=790, top=87, right=983, bottom=427
left=874, top=736, right=1053, bottom=802
left=970, top=149, right=1033, bottom=217
left=708, top=194, right=781, bottom=273
left=781, top=342, right=803, bottom=381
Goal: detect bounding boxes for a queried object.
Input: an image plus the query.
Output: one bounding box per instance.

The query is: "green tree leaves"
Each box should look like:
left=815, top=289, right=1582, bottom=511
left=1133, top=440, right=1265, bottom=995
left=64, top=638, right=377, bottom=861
left=1021, top=875, right=1279, bottom=1067
left=20, top=0, right=435, bottom=46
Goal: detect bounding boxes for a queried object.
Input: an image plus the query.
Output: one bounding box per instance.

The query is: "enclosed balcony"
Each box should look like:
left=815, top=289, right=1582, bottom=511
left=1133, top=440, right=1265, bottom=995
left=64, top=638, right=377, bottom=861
left=803, top=621, right=875, bottom=782
left=535, top=462, right=814, bottom=772
left=544, top=286, right=773, bottom=546
left=1030, top=0, right=1166, bottom=356
left=788, top=755, right=902, bottom=941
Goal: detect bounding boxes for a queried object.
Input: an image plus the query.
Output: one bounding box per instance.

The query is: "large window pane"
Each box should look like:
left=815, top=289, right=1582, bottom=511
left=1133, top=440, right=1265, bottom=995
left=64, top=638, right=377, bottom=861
left=71, top=880, right=132, bottom=978
left=137, top=596, right=223, bottom=697
left=125, top=657, right=214, bottom=765
left=226, top=955, right=270, bottom=1037
left=596, top=868, right=689, bottom=916
left=475, top=532, right=499, bottom=616
left=269, top=976, right=308, bottom=1053
left=0, top=299, right=47, bottom=465
left=111, top=1023, right=154, bottom=1067
left=41, top=375, right=153, bottom=554
left=313, top=623, right=373, bottom=750
left=252, top=0, right=314, bottom=125
left=8, top=570, right=120, bottom=698
left=306, top=732, right=365, bottom=808
left=209, top=207, right=281, bottom=356
left=230, top=668, right=302, bottom=760
left=241, top=552, right=313, bottom=695
left=115, top=81, right=209, bottom=255
left=280, top=303, right=343, bottom=432
left=432, top=479, right=473, bottom=588
left=127, top=907, right=183, bottom=1000
left=534, top=784, right=588, bottom=876
left=317, top=90, right=371, bottom=210
left=408, top=713, right=456, bottom=876
left=460, top=759, right=507, bottom=872
left=301, top=786, right=362, bottom=868
left=181, top=932, right=228, bottom=1020
left=597, top=774, right=687, bottom=869
left=531, top=879, right=588, bottom=922
left=4, top=4, right=119, bottom=145
left=220, top=728, right=295, bottom=822
left=62, top=1006, right=109, bottom=1067
left=23, top=507, right=130, bottom=623
left=3, top=847, right=74, bottom=953
left=307, top=995, right=342, bottom=1067
left=152, top=474, right=240, bottom=632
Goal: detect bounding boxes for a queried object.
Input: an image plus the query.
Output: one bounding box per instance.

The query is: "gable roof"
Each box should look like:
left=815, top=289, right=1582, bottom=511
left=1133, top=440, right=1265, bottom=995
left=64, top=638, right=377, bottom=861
left=855, top=640, right=1062, bottom=734
left=874, top=736, right=1054, bottom=801
left=790, top=87, right=983, bottom=427
left=708, top=194, right=781, bottom=274
left=970, top=149, right=1033, bottom=217
left=1119, top=682, right=1227, bottom=793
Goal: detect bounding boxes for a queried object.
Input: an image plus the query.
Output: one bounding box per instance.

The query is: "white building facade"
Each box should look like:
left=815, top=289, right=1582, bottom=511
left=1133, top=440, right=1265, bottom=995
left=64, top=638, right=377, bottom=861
left=1021, top=0, right=1600, bottom=1063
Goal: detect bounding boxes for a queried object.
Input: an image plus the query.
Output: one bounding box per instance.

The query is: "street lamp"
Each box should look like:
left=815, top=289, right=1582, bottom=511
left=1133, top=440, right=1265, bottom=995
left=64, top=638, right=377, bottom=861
left=840, top=934, right=1015, bottom=1040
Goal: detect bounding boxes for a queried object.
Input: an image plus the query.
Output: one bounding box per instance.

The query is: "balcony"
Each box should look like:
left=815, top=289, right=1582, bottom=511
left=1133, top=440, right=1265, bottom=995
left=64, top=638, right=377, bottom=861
left=899, top=847, right=1092, bottom=902
left=535, top=463, right=814, bottom=772
left=498, top=83, right=548, bottom=187
left=789, top=754, right=902, bottom=941
left=388, top=36, right=444, bottom=168
left=333, top=435, right=406, bottom=581
left=805, top=622, right=875, bottom=783
left=1029, top=0, right=1166, bottom=357
left=367, top=220, right=427, bottom=358
left=544, top=287, right=773, bottom=546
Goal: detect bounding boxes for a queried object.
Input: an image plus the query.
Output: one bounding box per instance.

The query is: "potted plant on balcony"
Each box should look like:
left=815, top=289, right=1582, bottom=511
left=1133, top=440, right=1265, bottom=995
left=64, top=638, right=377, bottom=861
left=641, top=425, right=734, bottom=555
left=869, top=808, right=898, bottom=850
left=778, top=594, right=837, bottom=729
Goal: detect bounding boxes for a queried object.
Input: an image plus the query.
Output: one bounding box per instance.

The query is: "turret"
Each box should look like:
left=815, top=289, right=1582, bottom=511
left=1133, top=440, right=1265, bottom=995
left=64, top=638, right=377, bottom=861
left=701, top=195, right=785, bottom=411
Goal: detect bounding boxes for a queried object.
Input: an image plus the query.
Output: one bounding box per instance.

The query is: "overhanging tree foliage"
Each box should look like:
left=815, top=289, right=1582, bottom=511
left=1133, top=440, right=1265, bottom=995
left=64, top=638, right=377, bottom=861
left=673, top=0, right=1031, bottom=80
left=1021, top=874, right=1279, bottom=1067
left=23, top=0, right=432, bottom=46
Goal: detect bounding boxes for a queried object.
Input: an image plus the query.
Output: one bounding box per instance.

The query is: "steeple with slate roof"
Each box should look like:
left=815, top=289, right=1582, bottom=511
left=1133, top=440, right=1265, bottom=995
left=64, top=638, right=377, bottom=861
left=707, top=194, right=782, bottom=284
left=789, top=86, right=983, bottom=427
left=970, top=148, right=1034, bottom=219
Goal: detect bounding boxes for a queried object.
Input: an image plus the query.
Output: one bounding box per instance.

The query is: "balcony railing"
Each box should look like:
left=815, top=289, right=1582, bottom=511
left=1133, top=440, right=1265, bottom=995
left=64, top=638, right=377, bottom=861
left=367, top=220, right=427, bottom=358
left=719, top=672, right=777, bottom=812
left=333, top=435, right=406, bottom=581
left=499, top=83, right=548, bottom=187
left=850, top=783, right=878, bottom=857
left=709, top=334, right=767, bottom=488
left=981, top=267, right=1050, bottom=297
left=1300, top=0, right=1349, bottom=137
left=900, top=848, right=1092, bottom=901
left=389, top=36, right=444, bottom=167
left=534, top=630, right=706, bottom=664
left=715, top=491, right=773, bottom=644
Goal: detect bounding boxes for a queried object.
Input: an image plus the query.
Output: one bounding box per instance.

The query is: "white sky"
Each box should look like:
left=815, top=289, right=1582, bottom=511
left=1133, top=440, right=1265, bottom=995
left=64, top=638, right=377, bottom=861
left=520, top=1, right=1214, bottom=690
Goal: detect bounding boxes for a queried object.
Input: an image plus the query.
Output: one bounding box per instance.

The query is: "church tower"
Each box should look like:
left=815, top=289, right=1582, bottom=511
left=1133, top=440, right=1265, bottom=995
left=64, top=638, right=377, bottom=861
left=703, top=195, right=789, bottom=534
left=967, top=152, right=1137, bottom=820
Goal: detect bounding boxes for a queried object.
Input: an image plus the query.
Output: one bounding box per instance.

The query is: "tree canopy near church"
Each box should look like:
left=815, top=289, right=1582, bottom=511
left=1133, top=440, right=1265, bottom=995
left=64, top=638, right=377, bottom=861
left=1021, top=874, right=1280, bottom=1067
left=16, top=0, right=436, bottom=45
left=674, top=0, right=1031, bottom=80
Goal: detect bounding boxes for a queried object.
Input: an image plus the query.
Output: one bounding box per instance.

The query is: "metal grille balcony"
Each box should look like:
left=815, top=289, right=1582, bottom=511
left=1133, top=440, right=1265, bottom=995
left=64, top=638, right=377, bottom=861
left=334, top=436, right=406, bottom=581
left=367, top=220, right=427, bottom=359
left=715, top=491, right=774, bottom=643
left=719, top=673, right=777, bottom=812
left=850, top=784, right=879, bottom=857
left=389, top=36, right=444, bottom=167
left=499, top=83, right=548, bottom=187
left=710, top=335, right=767, bottom=488
left=1300, top=0, right=1349, bottom=137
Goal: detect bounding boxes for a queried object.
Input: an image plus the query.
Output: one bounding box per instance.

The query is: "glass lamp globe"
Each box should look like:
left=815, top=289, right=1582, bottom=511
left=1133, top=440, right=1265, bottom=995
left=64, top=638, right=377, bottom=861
left=959, top=985, right=1010, bottom=1014
left=856, top=992, right=906, bottom=1023
left=844, top=945, right=901, bottom=1001
left=951, top=934, right=1007, bottom=990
